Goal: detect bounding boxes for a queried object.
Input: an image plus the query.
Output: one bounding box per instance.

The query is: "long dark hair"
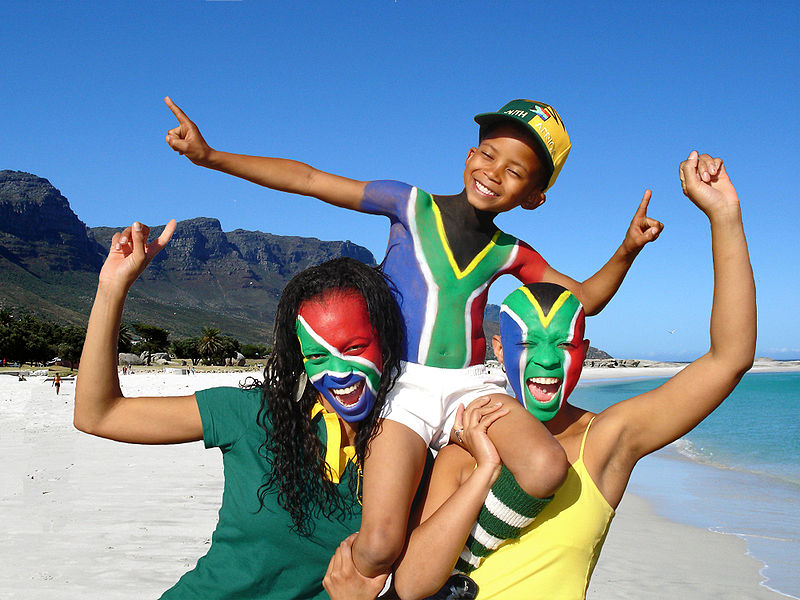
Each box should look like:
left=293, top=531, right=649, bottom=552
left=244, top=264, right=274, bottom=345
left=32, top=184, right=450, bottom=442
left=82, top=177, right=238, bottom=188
left=255, top=257, right=404, bottom=535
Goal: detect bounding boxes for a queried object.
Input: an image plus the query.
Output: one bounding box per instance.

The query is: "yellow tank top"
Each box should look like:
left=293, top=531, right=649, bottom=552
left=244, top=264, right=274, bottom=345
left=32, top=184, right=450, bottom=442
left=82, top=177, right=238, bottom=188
left=470, top=417, right=614, bottom=599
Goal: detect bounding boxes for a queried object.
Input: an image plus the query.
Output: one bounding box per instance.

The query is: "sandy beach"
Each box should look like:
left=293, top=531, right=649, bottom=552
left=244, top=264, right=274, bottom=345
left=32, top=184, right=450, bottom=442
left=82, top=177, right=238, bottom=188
left=1, top=364, right=796, bottom=599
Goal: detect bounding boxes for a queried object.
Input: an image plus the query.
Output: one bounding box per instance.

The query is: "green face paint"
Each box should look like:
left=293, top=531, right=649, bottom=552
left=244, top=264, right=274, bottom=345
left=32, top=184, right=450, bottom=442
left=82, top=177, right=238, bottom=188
left=500, top=286, right=585, bottom=421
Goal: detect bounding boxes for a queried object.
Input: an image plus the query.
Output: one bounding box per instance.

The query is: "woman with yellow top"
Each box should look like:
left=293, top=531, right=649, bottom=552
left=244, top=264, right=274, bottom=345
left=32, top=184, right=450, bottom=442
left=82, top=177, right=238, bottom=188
left=328, top=152, right=754, bottom=600
left=74, top=220, right=404, bottom=600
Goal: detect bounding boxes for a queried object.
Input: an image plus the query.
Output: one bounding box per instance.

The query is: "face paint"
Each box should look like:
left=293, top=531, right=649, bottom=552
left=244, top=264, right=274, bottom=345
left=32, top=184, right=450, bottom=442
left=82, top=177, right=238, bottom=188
left=296, top=291, right=382, bottom=423
left=500, top=286, right=585, bottom=421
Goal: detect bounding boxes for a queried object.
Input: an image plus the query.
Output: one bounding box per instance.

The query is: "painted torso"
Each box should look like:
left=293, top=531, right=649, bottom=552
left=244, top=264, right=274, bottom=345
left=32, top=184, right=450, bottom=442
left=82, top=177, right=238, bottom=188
left=360, top=181, right=548, bottom=368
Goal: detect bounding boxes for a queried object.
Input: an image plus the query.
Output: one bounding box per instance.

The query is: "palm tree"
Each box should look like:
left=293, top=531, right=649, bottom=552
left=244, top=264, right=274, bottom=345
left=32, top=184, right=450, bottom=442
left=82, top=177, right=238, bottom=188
left=199, top=327, right=223, bottom=363
left=118, top=323, right=133, bottom=354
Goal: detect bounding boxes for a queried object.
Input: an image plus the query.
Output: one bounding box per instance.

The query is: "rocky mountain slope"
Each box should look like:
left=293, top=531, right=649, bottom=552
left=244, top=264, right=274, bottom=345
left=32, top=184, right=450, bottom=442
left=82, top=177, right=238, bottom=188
left=0, top=171, right=374, bottom=344
left=0, top=170, right=613, bottom=358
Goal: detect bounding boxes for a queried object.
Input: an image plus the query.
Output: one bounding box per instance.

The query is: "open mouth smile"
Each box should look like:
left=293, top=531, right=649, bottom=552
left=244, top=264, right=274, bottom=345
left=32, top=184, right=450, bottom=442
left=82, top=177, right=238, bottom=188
left=330, top=379, right=365, bottom=407
left=473, top=179, right=499, bottom=197
left=526, top=377, right=562, bottom=403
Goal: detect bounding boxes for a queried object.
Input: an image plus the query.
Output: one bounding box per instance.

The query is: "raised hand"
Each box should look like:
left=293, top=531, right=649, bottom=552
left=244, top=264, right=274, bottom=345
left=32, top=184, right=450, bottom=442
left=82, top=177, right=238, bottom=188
left=679, top=151, right=739, bottom=218
left=164, top=97, right=213, bottom=165
left=621, top=189, right=665, bottom=254
left=98, top=220, right=176, bottom=292
left=451, top=397, right=508, bottom=471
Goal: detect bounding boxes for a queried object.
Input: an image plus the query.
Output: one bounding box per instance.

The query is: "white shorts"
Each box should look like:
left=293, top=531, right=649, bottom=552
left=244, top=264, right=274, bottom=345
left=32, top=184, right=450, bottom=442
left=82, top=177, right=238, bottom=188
left=380, top=361, right=508, bottom=450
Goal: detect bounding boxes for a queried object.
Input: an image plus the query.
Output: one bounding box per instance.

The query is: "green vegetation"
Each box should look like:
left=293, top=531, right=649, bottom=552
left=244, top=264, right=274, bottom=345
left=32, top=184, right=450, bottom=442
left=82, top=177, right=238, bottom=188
left=0, top=308, right=85, bottom=369
left=0, top=306, right=271, bottom=370
left=132, top=323, right=171, bottom=365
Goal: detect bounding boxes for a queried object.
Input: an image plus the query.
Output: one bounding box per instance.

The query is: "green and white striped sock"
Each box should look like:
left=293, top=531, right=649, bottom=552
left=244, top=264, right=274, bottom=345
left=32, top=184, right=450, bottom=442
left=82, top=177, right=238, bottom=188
left=455, top=465, right=552, bottom=574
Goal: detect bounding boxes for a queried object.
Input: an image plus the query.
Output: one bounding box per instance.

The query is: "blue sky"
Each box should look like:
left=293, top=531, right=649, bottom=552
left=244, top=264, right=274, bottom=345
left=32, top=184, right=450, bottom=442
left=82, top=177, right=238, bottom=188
left=1, top=1, right=798, bottom=360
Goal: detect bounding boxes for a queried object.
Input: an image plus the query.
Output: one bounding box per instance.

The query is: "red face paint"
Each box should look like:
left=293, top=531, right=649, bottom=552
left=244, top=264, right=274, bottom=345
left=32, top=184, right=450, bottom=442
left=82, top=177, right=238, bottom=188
left=297, top=290, right=382, bottom=368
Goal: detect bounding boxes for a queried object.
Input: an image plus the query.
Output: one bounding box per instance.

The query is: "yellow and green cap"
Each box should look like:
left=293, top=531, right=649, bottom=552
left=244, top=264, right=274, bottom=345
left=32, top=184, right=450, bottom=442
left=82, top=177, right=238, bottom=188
left=474, top=99, right=571, bottom=191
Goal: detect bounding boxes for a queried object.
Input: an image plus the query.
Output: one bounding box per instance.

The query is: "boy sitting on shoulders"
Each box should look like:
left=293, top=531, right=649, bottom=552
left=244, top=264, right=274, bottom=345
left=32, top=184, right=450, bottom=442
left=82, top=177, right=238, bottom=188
left=165, top=97, right=663, bottom=582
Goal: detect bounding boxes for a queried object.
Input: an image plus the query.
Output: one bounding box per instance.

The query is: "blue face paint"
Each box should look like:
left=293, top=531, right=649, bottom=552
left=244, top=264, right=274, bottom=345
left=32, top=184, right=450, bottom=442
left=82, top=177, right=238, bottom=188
left=310, top=371, right=377, bottom=423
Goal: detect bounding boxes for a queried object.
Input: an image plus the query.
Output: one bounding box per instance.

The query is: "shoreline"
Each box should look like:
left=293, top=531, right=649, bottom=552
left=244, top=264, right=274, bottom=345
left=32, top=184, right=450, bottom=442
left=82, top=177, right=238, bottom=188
left=1, top=368, right=796, bottom=598
left=578, top=357, right=800, bottom=383
left=578, top=365, right=800, bottom=599
left=589, top=490, right=789, bottom=599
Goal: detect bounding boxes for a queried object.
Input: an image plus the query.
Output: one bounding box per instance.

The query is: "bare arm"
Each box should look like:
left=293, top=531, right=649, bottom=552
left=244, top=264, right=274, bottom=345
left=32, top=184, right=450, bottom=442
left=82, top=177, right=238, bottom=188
left=604, top=152, right=755, bottom=470
left=323, top=534, right=389, bottom=600
left=164, top=97, right=367, bottom=210
left=74, top=220, right=203, bottom=444
left=391, top=400, right=506, bottom=600
left=542, top=190, right=664, bottom=315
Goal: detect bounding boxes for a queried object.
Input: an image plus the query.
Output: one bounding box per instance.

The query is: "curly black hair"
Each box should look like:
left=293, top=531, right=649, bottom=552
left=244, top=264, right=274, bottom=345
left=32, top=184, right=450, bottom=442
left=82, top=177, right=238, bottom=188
left=254, top=257, right=404, bottom=535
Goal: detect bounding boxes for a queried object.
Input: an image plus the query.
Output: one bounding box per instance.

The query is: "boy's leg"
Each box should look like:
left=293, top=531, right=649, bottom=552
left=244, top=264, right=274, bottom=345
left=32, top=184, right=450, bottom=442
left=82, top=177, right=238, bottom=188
left=352, top=419, right=428, bottom=577
left=481, top=393, right=567, bottom=498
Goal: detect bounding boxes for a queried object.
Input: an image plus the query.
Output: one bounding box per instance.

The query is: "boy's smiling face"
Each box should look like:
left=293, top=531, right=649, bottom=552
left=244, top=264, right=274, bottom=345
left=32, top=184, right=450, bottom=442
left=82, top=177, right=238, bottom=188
left=463, top=123, right=548, bottom=214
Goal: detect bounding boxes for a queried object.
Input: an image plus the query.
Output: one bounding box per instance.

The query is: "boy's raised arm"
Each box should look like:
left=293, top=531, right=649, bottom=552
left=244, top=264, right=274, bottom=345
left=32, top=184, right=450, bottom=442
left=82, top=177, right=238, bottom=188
left=541, top=189, right=664, bottom=315
left=164, top=97, right=367, bottom=211
left=605, top=152, right=755, bottom=462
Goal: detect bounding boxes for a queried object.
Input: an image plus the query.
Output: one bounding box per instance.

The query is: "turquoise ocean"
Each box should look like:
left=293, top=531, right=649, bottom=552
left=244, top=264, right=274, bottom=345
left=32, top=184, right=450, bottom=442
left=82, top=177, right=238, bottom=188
left=572, top=370, right=800, bottom=599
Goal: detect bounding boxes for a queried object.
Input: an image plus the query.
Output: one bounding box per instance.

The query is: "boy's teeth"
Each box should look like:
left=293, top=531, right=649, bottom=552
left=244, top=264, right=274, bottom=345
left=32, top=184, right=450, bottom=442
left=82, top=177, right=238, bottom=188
left=475, top=180, right=497, bottom=196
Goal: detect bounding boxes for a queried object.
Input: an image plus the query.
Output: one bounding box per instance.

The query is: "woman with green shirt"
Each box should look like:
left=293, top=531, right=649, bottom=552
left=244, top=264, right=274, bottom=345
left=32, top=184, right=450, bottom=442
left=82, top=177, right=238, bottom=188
left=74, top=220, right=403, bottom=599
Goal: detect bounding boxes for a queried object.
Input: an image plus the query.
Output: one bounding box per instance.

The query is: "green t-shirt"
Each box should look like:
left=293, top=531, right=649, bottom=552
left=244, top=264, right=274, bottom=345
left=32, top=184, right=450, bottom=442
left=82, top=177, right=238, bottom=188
left=160, top=386, right=362, bottom=599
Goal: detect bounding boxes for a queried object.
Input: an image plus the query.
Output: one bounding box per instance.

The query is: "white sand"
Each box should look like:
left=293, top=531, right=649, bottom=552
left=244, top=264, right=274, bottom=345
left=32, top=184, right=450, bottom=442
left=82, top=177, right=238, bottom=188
left=0, top=367, right=791, bottom=599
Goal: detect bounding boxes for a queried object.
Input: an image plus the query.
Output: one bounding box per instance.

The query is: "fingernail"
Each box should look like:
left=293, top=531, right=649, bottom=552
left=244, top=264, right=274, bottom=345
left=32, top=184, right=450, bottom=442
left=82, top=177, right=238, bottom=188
left=133, top=222, right=142, bottom=231
left=119, top=236, right=127, bottom=244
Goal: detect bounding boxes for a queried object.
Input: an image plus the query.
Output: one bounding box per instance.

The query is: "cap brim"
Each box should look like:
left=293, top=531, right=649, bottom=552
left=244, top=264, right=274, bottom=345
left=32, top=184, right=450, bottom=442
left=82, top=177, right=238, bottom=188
left=473, top=112, right=555, bottom=180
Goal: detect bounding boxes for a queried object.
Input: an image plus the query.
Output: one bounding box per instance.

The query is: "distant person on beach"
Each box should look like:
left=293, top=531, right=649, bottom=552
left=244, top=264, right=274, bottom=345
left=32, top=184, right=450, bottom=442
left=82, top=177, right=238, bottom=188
left=355, top=152, right=754, bottom=600
left=53, top=373, right=61, bottom=395
left=74, top=220, right=404, bottom=600
left=164, top=96, right=664, bottom=581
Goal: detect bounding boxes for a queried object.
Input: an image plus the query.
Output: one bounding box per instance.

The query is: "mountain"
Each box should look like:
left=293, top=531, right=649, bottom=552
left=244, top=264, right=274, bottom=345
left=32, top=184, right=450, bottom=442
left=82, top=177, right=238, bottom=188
left=0, top=170, right=614, bottom=358
left=0, top=171, right=375, bottom=344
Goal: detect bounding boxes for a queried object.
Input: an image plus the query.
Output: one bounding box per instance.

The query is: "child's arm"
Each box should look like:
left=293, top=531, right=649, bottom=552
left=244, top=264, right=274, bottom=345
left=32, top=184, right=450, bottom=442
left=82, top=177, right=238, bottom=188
left=74, top=220, right=203, bottom=444
left=164, top=97, right=367, bottom=211
left=540, top=190, right=664, bottom=315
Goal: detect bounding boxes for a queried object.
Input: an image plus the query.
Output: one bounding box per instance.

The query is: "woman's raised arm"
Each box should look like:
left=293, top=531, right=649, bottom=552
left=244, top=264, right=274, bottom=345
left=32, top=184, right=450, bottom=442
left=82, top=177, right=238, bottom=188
left=74, top=220, right=203, bottom=444
left=603, top=153, right=756, bottom=468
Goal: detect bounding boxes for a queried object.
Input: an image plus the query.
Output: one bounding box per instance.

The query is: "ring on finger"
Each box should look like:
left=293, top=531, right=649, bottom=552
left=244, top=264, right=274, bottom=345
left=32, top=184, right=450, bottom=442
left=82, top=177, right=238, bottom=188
left=454, top=428, right=464, bottom=443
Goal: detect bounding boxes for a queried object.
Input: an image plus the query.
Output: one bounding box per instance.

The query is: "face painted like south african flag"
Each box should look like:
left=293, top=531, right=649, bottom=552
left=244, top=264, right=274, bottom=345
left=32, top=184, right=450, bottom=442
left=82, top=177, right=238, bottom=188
left=296, top=292, right=383, bottom=423
left=500, top=286, right=585, bottom=421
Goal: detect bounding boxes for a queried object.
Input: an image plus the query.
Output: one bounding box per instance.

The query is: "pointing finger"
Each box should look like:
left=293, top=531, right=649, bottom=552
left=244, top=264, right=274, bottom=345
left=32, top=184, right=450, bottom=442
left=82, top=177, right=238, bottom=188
left=164, top=96, right=192, bottom=125
left=147, top=219, right=177, bottom=257
left=634, top=189, right=652, bottom=218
